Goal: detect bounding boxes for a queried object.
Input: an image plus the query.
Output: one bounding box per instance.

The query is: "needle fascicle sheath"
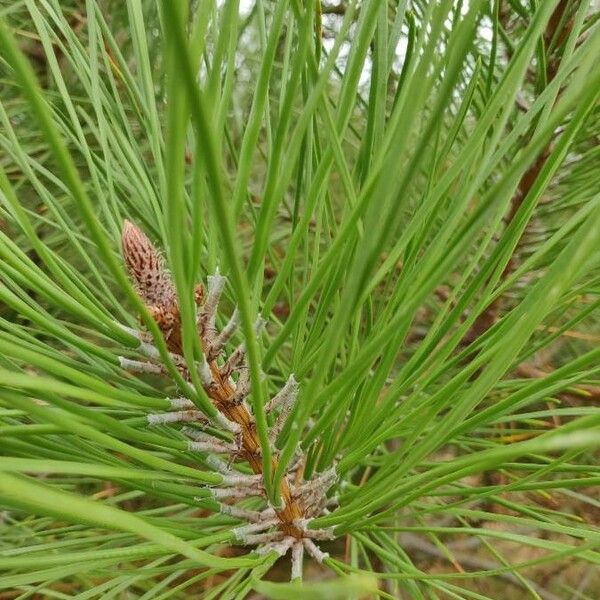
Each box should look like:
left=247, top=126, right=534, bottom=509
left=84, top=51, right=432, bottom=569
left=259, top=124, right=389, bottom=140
left=291, top=541, right=304, bottom=580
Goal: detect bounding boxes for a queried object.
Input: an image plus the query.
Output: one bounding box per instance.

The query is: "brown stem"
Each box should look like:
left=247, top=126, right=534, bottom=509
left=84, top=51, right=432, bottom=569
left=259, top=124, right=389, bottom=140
left=464, top=1, right=575, bottom=344
left=206, top=363, right=305, bottom=538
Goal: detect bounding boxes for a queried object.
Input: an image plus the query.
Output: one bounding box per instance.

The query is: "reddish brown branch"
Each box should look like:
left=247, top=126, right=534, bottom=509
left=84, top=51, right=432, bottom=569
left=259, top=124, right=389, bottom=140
left=464, top=1, right=576, bottom=344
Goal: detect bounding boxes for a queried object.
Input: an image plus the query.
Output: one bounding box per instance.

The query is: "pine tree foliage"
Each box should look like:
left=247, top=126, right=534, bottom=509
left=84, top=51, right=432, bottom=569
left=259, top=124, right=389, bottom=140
left=0, top=0, right=599, bottom=597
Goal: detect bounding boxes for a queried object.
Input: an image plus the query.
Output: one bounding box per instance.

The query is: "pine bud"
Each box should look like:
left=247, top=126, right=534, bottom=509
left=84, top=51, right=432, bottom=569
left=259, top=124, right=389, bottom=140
left=121, top=220, right=177, bottom=309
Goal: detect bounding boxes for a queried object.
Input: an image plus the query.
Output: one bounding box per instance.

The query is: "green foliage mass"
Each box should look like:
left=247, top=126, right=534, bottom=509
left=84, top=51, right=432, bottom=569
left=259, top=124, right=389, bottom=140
left=0, top=0, right=598, bottom=597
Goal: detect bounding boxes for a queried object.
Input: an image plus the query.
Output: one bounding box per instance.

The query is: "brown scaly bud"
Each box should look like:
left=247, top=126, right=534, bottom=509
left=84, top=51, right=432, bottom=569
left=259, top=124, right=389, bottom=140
left=122, top=220, right=183, bottom=354
left=121, top=220, right=178, bottom=308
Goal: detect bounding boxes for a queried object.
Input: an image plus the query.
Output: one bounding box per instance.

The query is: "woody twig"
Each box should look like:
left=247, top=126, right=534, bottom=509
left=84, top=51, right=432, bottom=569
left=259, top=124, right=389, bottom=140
left=119, top=221, right=336, bottom=577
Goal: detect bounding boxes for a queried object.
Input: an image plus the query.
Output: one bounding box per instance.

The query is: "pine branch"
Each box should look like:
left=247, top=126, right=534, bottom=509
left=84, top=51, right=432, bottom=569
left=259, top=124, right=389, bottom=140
left=120, top=221, right=337, bottom=578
